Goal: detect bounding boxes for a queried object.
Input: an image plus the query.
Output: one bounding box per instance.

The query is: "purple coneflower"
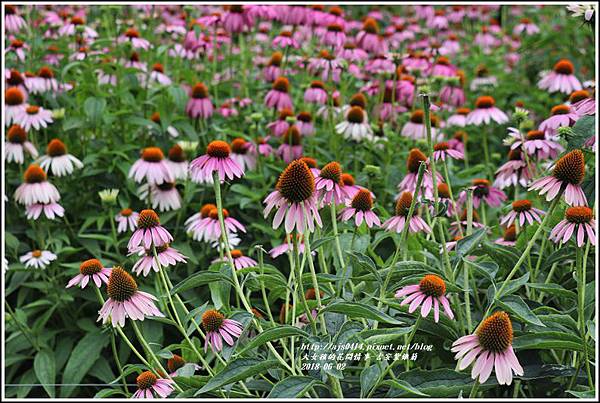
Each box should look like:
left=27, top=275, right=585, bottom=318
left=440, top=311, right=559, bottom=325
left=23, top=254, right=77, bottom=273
left=401, top=110, right=441, bottom=141
left=116, top=208, right=139, bottom=233
left=66, top=258, right=112, bottom=289
left=130, top=243, right=187, bottom=277
left=98, top=266, right=164, bottom=327
left=20, top=249, right=57, bottom=269
left=538, top=59, right=582, bottom=94
left=513, top=17, right=539, bottom=35
left=5, top=88, right=26, bottom=125
left=569, top=90, right=595, bottom=117
left=5, top=5, right=27, bottom=33
left=265, top=77, right=293, bottom=111
left=383, top=192, right=431, bottom=234
left=501, top=199, right=545, bottom=227
left=446, top=107, right=470, bottom=127
left=165, top=144, right=188, bottom=180
left=304, top=80, right=328, bottom=105
left=452, top=311, right=523, bottom=385
left=202, top=309, right=244, bottom=352
left=186, top=205, right=245, bottom=243
left=315, top=161, right=347, bottom=206
left=466, top=96, right=508, bottom=125
left=528, top=149, right=587, bottom=206
left=263, top=160, right=322, bottom=233
left=129, top=147, right=174, bottom=185
left=118, top=27, right=151, bottom=50
left=340, top=188, right=381, bottom=228
left=495, top=225, right=518, bottom=246
left=273, top=30, right=299, bottom=49
left=222, top=5, right=253, bottom=34
left=432, top=141, right=464, bottom=162
left=190, top=140, right=244, bottom=184
left=458, top=179, right=507, bottom=209
left=538, top=104, right=579, bottom=136
left=356, top=18, right=385, bottom=54
left=508, top=128, right=563, bottom=160
left=230, top=138, right=257, bottom=171
left=263, top=51, right=283, bottom=82
left=14, top=164, right=60, bottom=206
left=494, top=149, right=534, bottom=189
left=132, top=371, right=174, bottom=399
left=450, top=209, right=486, bottom=236
left=37, top=138, right=83, bottom=177
left=15, top=105, right=53, bottom=132
left=186, top=82, right=213, bottom=119
left=336, top=106, right=374, bottom=142
left=550, top=206, right=596, bottom=247
left=296, top=112, right=315, bottom=136
left=395, top=274, right=453, bottom=322
left=5, top=124, right=37, bottom=164
left=397, top=148, right=443, bottom=199
left=213, top=249, right=257, bottom=270
left=127, top=209, right=173, bottom=252
left=269, top=234, right=307, bottom=258
left=277, top=126, right=303, bottom=164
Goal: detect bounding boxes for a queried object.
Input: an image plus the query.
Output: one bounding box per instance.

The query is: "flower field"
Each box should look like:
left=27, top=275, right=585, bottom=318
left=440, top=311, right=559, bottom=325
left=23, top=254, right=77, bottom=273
left=3, top=3, right=598, bottom=400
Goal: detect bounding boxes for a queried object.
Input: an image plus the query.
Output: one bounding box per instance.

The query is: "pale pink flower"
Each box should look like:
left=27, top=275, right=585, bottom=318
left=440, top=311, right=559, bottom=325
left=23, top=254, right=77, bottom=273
left=395, top=274, right=453, bottom=322
left=66, top=259, right=112, bottom=289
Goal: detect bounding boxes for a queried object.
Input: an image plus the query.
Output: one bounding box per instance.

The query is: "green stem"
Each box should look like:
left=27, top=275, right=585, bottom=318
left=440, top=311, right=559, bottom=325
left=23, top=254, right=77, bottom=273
left=301, top=220, right=328, bottom=333
left=469, top=379, right=480, bottom=398
left=577, top=241, right=593, bottom=388
left=464, top=189, right=474, bottom=332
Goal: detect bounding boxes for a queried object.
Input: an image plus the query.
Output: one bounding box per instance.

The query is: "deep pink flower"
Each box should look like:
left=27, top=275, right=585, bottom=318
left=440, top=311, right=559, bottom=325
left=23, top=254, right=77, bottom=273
left=66, top=258, right=112, bottom=289
left=190, top=140, right=244, bottom=184
left=395, top=274, right=453, bottom=322
left=186, top=83, right=214, bottom=119
left=466, top=96, right=508, bottom=125
left=458, top=179, right=507, bottom=209
left=550, top=206, right=596, bottom=247
left=127, top=209, right=173, bottom=252
left=202, top=309, right=244, bottom=352
left=383, top=192, right=431, bottom=234
left=129, top=147, right=174, bottom=185
left=265, top=77, right=293, bottom=111
left=132, top=371, right=174, bottom=399
left=538, top=59, right=582, bottom=94
left=130, top=244, right=187, bottom=277
left=501, top=200, right=545, bottom=227
left=340, top=189, right=381, bottom=228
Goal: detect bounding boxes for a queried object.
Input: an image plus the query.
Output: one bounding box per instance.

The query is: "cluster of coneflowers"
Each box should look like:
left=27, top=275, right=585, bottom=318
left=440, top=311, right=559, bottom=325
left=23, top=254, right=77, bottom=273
left=4, top=3, right=597, bottom=399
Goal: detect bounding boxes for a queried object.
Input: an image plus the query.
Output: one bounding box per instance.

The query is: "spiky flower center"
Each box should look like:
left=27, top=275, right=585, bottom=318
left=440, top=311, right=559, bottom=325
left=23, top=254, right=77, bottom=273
left=472, top=179, right=490, bottom=198
left=136, top=371, right=157, bottom=390
left=152, top=63, right=164, bottom=73
left=569, top=90, right=590, bottom=104
left=476, top=311, right=513, bottom=352
left=269, top=52, right=282, bottom=66
left=107, top=266, right=137, bottom=302
left=300, top=157, right=317, bottom=168
left=460, top=209, right=480, bottom=222
left=550, top=104, right=571, bottom=116
left=231, top=138, right=248, bottom=155
left=526, top=130, right=545, bottom=141
left=349, top=93, right=367, bottom=109
left=195, top=204, right=213, bottom=219
left=157, top=182, right=175, bottom=191
left=318, top=49, right=334, bottom=60
left=310, top=80, right=325, bottom=90
left=395, top=191, right=413, bottom=216
left=38, top=66, right=54, bottom=79
left=167, top=355, right=185, bottom=373
left=120, top=208, right=133, bottom=217
left=71, top=15, right=84, bottom=25
left=351, top=189, right=373, bottom=211
left=7, top=70, right=24, bottom=86
left=347, top=106, right=365, bottom=124
left=6, top=4, right=16, bottom=14
left=552, top=149, right=585, bottom=185
left=124, top=28, right=140, bottom=38
left=206, top=140, right=231, bottom=158
left=6, top=87, right=25, bottom=105
left=80, top=259, right=103, bottom=275
left=565, top=206, right=593, bottom=224
left=508, top=149, right=522, bottom=161
left=8, top=125, right=27, bottom=144
left=475, top=96, right=495, bottom=109
left=512, top=199, right=532, bottom=212
left=10, top=39, right=24, bottom=48
left=419, top=274, right=446, bottom=297
left=434, top=142, right=450, bottom=152
left=436, top=56, right=450, bottom=66
left=168, top=144, right=186, bottom=162
left=191, top=83, right=209, bottom=99
left=363, top=17, right=379, bottom=34
left=297, top=111, right=312, bottom=123
left=47, top=139, right=67, bottom=157
left=231, top=249, right=243, bottom=259
left=278, top=108, right=294, bottom=121
left=276, top=160, right=315, bottom=203
left=208, top=208, right=228, bottom=220
left=327, top=23, right=343, bottom=33
left=202, top=309, right=225, bottom=332
left=32, top=250, right=42, bottom=258
left=438, top=183, right=450, bottom=199
left=273, top=77, right=289, bottom=93
left=142, top=147, right=164, bottom=162
left=305, top=288, right=323, bottom=300
left=407, top=148, right=427, bottom=173
left=553, top=59, right=574, bottom=75
left=410, top=110, right=424, bottom=124
left=320, top=162, right=342, bottom=184
left=24, top=164, right=46, bottom=183
left=453, top=130, right=467, bottom=142
left=456, top=107, right=470, bottom=116
left=503, top=225, right=517, bottom=241
left=341, top=173, right=355, bottom=186
left=283, top=126, right=302, bottom=145
left=138, top=209, right=160, bottom=229
left=26, top=106, right=40, bottom=115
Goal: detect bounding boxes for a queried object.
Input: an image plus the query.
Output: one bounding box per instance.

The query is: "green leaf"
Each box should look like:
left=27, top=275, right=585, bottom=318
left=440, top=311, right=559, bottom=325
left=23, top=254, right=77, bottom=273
left=382, top=379, right=430, bottom=397
left=527, top=283, right=576, bottom=299
left=566, top=389, right=596, bottom=398
left=83, top=97, right=106, bottom=125
left=360, top=363, right=383, bottom=397
left=513, top=332, right=584, bottom=352
left=319, top=301, right=404, bottom=325
left=358, top=327, right=414, bottom=344
left=171, top=272, right=233, bottom=295
left=391, top=368, right=495, bottom=397
left=61, top=330, right=109, bottom=397
left=196, top=359, right=281, bottom=394
left=454, top=228, right=487, bottom=258
left=34, top=349, right=56, bottom=397
left=567, top=115, right=595, bottom=150
left=497, top=295, right=545, bottom=327
left=467, top=259, right=498, bottom=284
left=267, top=376, right=322, bottom=398
left=236, top=325, right=309, bottom=356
